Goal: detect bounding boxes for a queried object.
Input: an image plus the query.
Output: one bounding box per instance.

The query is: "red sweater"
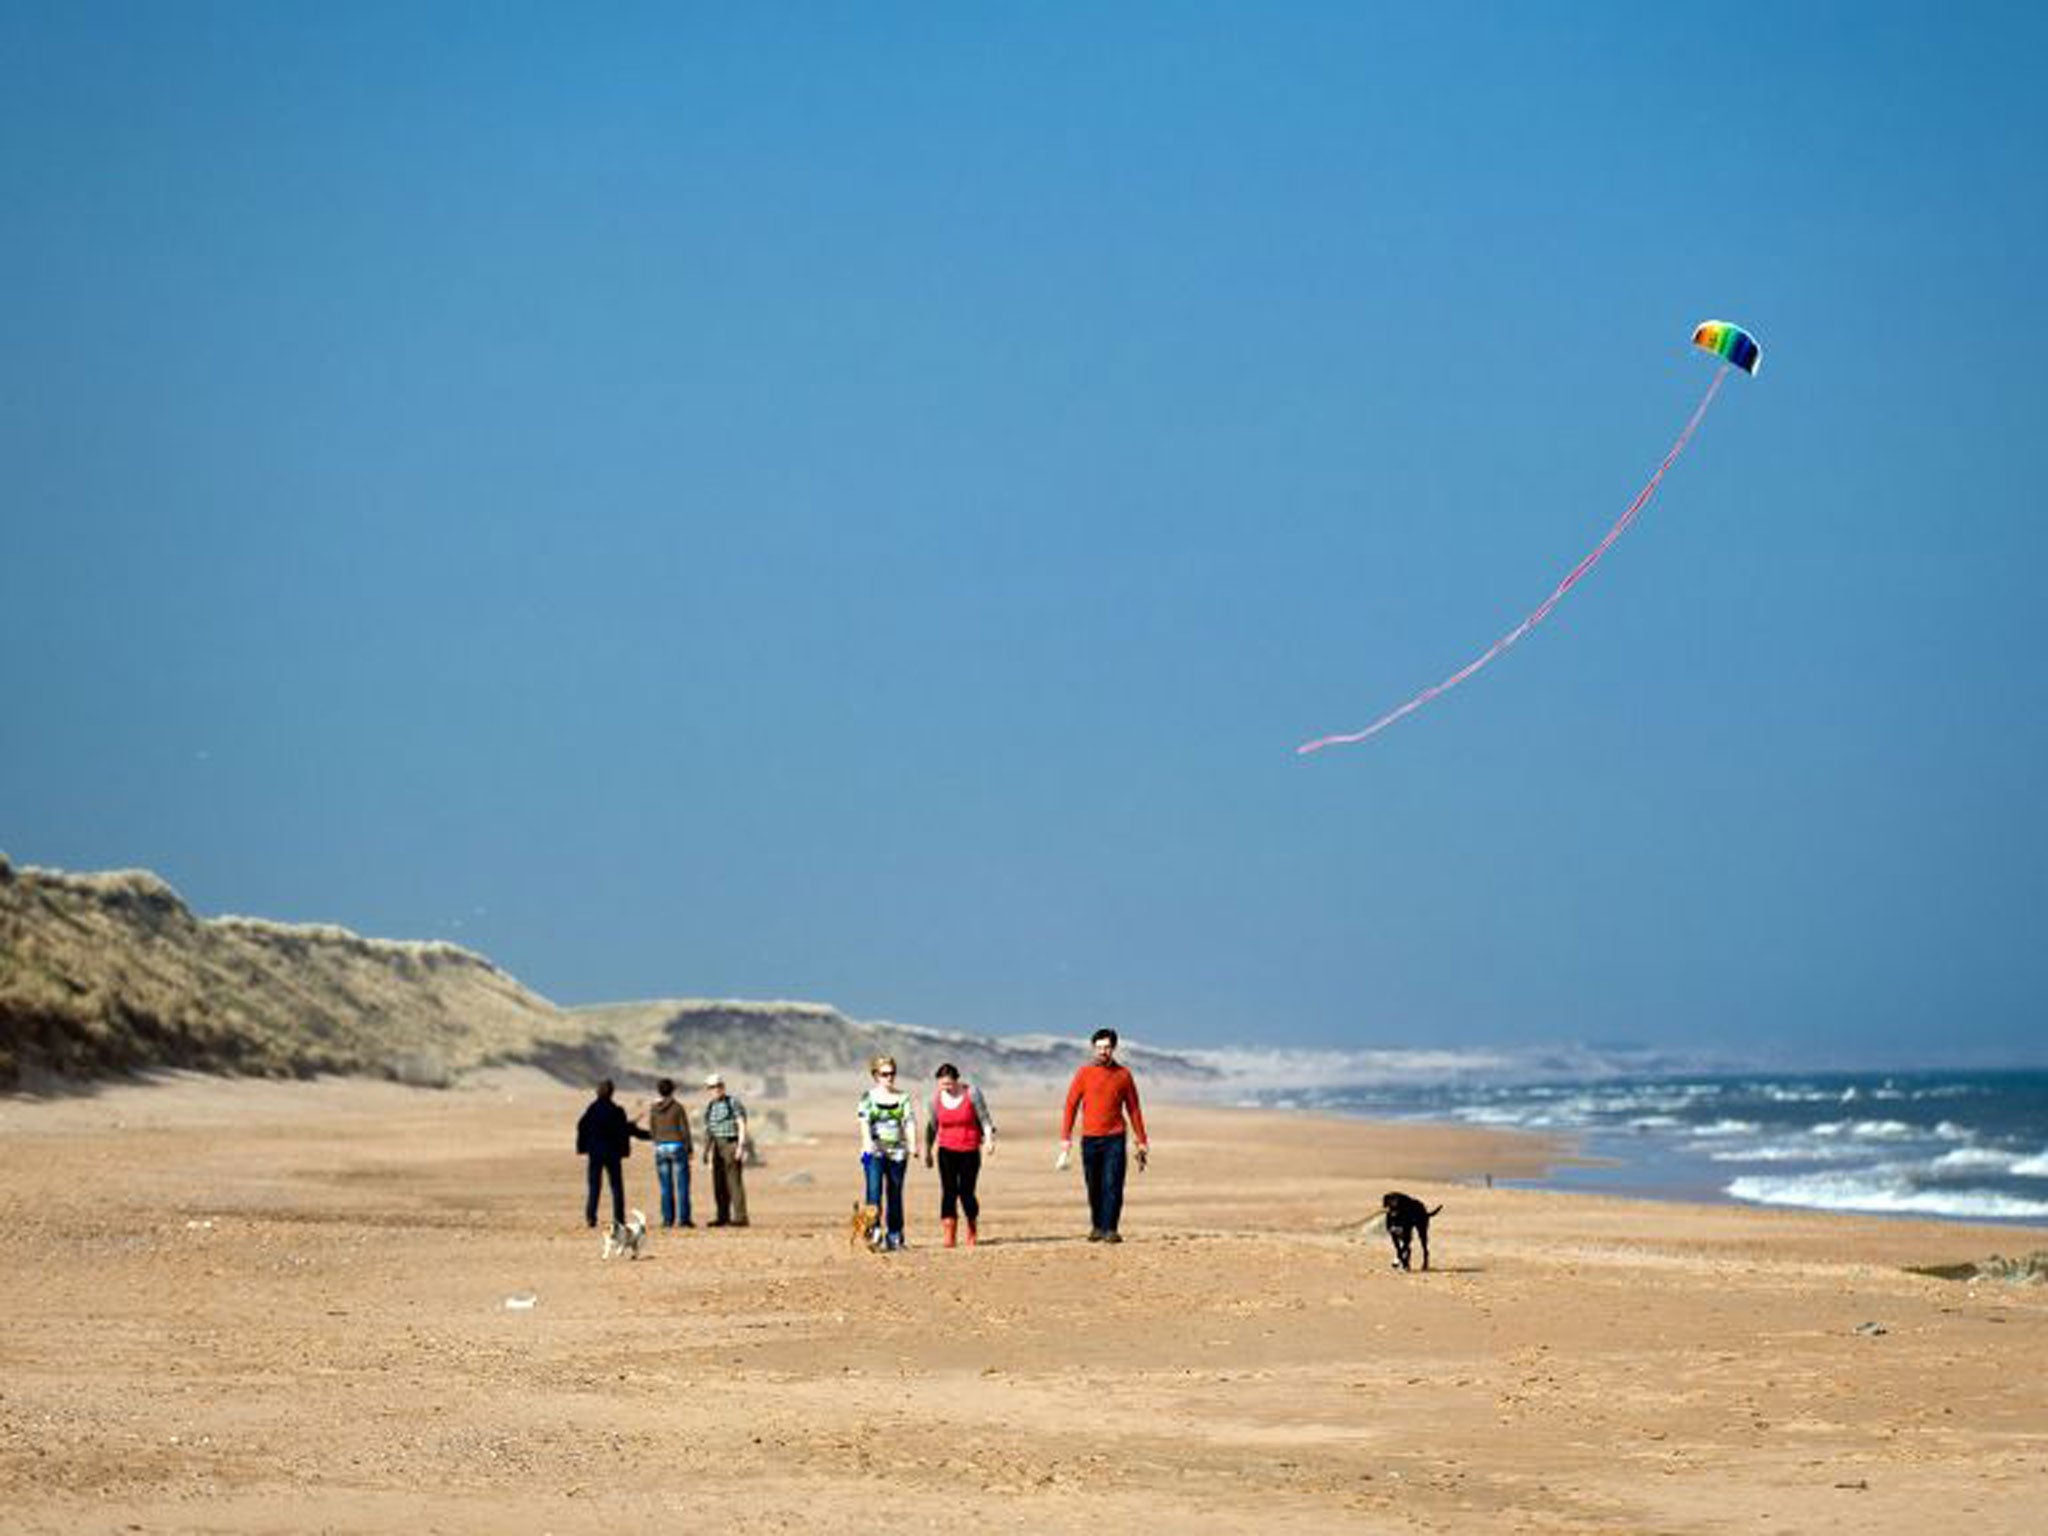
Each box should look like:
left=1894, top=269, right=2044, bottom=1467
left=1063, top=1062, right=1146, bottom=1142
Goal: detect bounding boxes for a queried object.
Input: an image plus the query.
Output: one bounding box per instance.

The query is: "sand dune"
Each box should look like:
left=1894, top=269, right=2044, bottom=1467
left=3, top=1071, right=2042, bottom=1533
left=0, top=856, right=1216, bottom=1091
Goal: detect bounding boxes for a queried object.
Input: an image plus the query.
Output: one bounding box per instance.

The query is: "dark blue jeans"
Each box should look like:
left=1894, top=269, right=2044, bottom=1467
left=585, top=1155, right=626, bottom=1227
left=863, top=1153, right=907, bottom=1241
left=1081, top=1135, right=1127, bottom=1234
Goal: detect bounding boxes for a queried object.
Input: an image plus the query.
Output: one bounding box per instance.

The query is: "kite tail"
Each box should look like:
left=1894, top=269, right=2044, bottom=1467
left=1297, top=363, right=1731, bottom=755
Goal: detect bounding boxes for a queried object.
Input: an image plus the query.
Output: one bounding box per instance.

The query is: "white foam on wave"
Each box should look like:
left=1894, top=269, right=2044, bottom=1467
left=1444, top=1096, right=1605, bottom=1131
left=1706, top=1141, right=1868, bottom=1164
left=1532, top=1096, right=1601, bottom=1124
left=1186, top=1045, right=1524, bottom=1087
left=1727, top=1171, right=2048, bottom=1221
left=2012, top=1150, right=2048, bottom=1178
left=1601, top=1086, right=1717, bottom=1112
left=1181, top=1043, right=1724, bottom=1092
left=1447, top=1106, right=1527, bottom=1125
left=1811, top=1119, right=1918, bottom=1141
left=1688, top=1119, right=1762, bottom=1139
left=1931, top=1147, right=2018, bottom=1173
left=1761, top=1086, right=1832, bottom=1103
left=1451, top=1105, right=1561, bottom=1129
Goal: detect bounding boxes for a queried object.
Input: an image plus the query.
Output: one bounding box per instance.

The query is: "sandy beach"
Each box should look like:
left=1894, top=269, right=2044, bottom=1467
left=2, top=1071, right=2043, bottom=1534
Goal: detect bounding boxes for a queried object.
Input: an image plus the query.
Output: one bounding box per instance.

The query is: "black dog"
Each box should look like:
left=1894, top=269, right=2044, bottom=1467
left=1381, top=1191, right=1442, bottom=1271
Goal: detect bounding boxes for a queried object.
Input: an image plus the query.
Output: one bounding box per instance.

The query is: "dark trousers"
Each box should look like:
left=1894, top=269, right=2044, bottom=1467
left=585, top=1154, right=626, bottom=1227
left=708, top=1139, right=748, bottom=1224
left=1081, top=1134, right=1127, bottom=1234
left=936, top=1147, right=982, bottom=1223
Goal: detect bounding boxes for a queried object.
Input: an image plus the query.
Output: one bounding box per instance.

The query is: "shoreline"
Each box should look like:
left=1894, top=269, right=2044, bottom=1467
left=1242, top=1100, right=2048, bottom=1229
left=14, top=1064, right=2048, bottom=1228
left=1221, top=1066, right=2048, bottom=1228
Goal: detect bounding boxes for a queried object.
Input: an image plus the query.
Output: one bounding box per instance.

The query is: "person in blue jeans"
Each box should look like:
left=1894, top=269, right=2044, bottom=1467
left=1059, top=1028, right=1149, bottom=1242
left=857, top=1055, right=917, bottom=1250
left=639, top=1078, right=694, bottom=1228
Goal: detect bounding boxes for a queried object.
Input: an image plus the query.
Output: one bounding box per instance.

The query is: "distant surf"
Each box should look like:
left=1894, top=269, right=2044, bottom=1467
left=1213, top=1057, right=2048, bottom=1225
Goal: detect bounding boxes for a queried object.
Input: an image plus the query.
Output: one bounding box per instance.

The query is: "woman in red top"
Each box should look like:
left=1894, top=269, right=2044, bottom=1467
left=923, top=1062, right=995, bottom=1247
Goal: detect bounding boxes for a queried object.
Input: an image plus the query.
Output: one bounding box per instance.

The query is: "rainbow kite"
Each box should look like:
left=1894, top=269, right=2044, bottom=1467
left=1297, top=320, right=1761, bottom=755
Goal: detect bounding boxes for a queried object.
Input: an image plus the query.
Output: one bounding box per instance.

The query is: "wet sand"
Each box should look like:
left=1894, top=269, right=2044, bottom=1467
left=2, top=1070, right=2043, bottom=1533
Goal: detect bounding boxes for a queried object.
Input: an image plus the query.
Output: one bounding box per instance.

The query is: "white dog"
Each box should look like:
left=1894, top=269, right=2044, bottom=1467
left=602, top=1209, right=648, bottom=1260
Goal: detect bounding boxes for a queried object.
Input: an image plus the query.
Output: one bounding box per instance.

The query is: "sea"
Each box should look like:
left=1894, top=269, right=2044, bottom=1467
left=1223, top=1062, right=2048, bottom=1225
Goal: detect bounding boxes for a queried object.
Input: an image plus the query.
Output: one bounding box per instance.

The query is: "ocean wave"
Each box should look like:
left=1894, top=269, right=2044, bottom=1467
left=1811, top=1119, right=1918, bottom=1141
left=1187, top=1045, right=1614, bottom=1089
left=1588, top=1092, right=1708, bottom=1114
left=2012, top=1150, right=2048, bottom=1178
left=1688, top=1119, right=1762, bottom=1139
left=1449, top=1105, right=1548, bottom=1127
left=1529, top=1096, right=1604, bottom=1123
left=1180, top=1044, right=1740, bottom=1092
left=1705, top=1141, right=1869, bottom=1164
left=1931, top=1148, right=2018, bottom=1173
left=1727, top=1172, right=2048, bottom=1221
left=1512, top=1088, right=1705, bottom=1118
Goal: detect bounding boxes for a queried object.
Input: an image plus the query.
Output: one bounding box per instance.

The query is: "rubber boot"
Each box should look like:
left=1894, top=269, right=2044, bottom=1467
left=942, top=1217, right=958, bottom=1249
left=965, top=1217, right=978, bottom=1247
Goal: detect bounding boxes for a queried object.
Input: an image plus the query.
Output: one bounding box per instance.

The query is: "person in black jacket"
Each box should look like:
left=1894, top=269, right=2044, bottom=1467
left=575, top=1079, right=647, bottom=1228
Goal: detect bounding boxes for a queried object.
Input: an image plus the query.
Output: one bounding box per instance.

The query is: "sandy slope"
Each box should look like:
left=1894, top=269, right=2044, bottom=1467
left=2, top=1071, right=2043, bottom=1534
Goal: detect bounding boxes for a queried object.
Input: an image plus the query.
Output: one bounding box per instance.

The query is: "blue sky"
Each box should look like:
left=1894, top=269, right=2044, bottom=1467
left=5, top=4, right=2044, bottom=1064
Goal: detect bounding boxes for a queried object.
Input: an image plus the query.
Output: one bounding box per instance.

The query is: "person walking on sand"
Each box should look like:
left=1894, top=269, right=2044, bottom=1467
left=576, top=1079, right=647, bottom=1229
left=857, top=1055, right=916, bottom=1251
left=924, top=1062, right=994, bottom=1248
left=1059, top=1028, right=1148, bottom=1243
left=639, top=1078, right=694, bottom=1229
left=701, top=1074, right=751, bottom=1227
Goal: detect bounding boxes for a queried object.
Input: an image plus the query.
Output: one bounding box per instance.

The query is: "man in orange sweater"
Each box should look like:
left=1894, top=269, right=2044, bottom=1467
left=1060, top=1028, right=1149, bottom=1243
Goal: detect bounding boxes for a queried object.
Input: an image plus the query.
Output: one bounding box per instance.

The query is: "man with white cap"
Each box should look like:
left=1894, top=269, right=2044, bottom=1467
left=700, top=1073, right=751, bottom=1227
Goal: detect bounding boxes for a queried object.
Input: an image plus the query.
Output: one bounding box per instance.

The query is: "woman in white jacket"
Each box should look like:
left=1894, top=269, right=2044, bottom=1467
left=856, top=1055, right=916, bottom=1250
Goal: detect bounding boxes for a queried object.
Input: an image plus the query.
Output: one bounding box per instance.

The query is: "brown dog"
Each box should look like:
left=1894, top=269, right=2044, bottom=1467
left=849, top=1200, right=883, bottom=1253
left=1381, top=1191, right=1442, bottom=1271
